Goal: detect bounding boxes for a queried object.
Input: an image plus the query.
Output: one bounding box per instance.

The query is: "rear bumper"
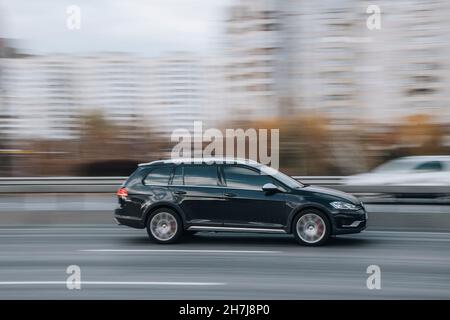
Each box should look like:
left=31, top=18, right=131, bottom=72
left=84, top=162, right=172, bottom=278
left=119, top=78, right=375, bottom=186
left=114, top=208, right=145, bottom=229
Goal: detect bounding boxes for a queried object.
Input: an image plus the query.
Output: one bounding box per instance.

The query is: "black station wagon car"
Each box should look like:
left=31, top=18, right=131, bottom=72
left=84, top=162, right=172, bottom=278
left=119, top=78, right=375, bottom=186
left=115, top=158, right=367, bottom=246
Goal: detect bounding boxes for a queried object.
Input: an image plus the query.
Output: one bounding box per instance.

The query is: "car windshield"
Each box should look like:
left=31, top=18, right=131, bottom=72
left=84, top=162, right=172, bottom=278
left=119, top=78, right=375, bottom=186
left=372, top=159, right=420, bottom=173
left=258, top=165, right=304, bottom=189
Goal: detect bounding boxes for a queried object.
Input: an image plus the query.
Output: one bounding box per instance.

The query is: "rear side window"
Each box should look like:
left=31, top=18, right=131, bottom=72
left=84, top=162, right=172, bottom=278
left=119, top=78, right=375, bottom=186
left=183, top=165, right=219, bottom=186
left=143, top=166, right=173, bottom=186
left=123, top=167, right=144, bottom=187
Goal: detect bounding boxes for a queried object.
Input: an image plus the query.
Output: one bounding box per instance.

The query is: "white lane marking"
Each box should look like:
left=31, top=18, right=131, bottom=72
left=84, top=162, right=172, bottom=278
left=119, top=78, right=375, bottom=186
left=364, top=230, right=450, bottom=236
left=80, top=249, right=283, bottom=254
left=0, top=281, right=225, bottom=286
left=0, top=228, right=125, bottom=231
left=0, top=235, right=132, bottom=237
left=0, top=228, right=126, bottom=231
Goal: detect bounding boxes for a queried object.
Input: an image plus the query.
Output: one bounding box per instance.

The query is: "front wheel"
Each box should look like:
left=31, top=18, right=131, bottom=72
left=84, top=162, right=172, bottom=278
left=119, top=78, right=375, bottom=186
left=146, top=208, right=183, bottom=244
left=293, top=209, right=331, bottom=246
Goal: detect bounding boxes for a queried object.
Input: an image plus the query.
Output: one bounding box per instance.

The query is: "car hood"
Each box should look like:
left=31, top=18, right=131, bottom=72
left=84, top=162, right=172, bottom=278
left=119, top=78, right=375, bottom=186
left=299, top=185, right=360, bottom=205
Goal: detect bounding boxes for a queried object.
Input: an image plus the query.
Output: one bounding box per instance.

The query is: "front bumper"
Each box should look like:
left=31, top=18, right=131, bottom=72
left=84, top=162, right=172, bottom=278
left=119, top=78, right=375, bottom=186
left=331, top=208, right=367, bottom=235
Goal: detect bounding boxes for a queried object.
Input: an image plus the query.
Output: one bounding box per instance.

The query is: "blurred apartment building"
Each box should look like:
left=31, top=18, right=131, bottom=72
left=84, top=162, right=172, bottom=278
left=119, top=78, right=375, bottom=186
left=222, top=0, right=282, bottom=121
left=0, top=0, right=449, bottom=148
left=0, top=49, right=211, bottom=141
left=359, top=0, right=450, bottom=123
left=222, top=0, right=365, bottom=123
left=222, top=0, right=450, bottom=125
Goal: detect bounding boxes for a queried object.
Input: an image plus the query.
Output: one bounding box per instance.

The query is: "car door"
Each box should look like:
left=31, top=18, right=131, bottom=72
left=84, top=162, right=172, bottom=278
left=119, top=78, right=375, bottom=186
left=221, top=165, right=289, bottom=229
left=169, top=164, right=225, bottom=227
left=410, top=161, right=443, bottom=185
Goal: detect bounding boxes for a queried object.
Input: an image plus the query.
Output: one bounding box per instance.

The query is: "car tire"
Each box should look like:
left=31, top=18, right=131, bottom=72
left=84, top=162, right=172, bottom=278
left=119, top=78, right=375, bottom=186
left=146, top=208, right=183, bottom=244
left=293, top=209, right=331, bottom=246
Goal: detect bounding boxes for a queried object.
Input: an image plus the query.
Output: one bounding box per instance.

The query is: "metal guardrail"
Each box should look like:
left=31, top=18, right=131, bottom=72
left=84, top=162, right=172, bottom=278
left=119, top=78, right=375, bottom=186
left=0, top=177, right=126, bottom=193
left=293, top=176, right=345, bottom=185
left=0, top=177, right=449, bottom=197
left=0, top=177, right=447, bottom=229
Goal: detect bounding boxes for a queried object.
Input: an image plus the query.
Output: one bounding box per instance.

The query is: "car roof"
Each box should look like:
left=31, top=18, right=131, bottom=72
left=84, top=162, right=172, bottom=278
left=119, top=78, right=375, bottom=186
left=394, top=156, right=450, bottom=162
left=138, top=157, right=260, bottom=167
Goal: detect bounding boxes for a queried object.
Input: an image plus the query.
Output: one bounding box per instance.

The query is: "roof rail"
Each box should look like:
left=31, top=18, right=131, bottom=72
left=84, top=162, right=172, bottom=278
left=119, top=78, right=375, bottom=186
left=138, top=157, right=260, bottom=166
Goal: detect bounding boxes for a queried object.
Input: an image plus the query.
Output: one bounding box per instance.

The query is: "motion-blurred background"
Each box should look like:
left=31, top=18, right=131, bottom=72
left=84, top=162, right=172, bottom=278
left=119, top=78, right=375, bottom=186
left=0, top=0, right=449, bottom=178
left=1, top=2, right=450, bottom=301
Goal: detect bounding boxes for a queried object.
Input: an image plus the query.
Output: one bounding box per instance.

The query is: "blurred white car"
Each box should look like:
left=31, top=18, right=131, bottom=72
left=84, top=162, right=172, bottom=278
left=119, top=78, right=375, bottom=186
left=344, top=156, right=450, bottom=186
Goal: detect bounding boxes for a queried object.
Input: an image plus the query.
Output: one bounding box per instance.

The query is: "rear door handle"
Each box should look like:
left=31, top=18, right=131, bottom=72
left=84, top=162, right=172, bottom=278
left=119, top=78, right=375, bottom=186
left=224, top=192, right=236, bottom=198
left=174, top=190, right=186, bottom=195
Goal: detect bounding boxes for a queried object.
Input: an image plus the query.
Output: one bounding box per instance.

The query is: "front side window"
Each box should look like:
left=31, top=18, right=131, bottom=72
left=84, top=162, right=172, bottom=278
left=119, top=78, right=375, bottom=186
left=143, top=166, right=172, bottom=186
left=414, top=161, right=443, bottom=172
left=183, top=165, right=219, bottom=186
left=223, top=166, right=276, bottom=190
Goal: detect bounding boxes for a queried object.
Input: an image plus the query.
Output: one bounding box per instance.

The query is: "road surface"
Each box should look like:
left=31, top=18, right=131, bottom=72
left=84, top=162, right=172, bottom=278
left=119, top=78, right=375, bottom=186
left=0, top=225, right=449, bottom=299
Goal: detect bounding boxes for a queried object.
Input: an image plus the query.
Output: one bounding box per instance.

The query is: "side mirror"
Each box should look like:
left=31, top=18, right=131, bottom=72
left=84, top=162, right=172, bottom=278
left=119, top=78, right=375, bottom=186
left=262, top=183, right=279, bottom=193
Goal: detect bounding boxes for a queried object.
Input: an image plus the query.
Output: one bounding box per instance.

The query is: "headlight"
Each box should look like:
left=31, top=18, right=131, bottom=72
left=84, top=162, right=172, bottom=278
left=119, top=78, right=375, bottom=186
left=330, top=201, right=359, bottom=210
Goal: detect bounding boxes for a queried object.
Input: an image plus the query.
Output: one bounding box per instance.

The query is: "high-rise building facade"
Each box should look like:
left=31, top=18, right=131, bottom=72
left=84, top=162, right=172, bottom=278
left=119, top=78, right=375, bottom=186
left=0, top=52, right=211, bottom=140
left=222, top=0, right=283, bottom=121
left=222, top=0, right=450, bottom=124
left=359, top=0, right=450, bottom=123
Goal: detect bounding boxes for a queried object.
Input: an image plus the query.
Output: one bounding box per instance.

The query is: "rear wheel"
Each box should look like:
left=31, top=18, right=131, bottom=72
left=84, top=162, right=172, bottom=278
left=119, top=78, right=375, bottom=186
left=293, top=209, right=330, bottom=246
left=146, top=208, right=182, bottom=244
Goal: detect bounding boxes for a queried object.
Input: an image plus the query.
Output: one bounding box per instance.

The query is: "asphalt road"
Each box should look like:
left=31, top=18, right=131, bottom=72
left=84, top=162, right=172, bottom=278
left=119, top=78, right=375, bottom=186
left=0, top=226, right=449, bottom=299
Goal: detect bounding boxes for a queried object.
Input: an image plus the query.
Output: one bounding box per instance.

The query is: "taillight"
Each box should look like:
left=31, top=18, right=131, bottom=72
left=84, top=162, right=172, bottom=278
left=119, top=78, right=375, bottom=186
left=116, top=187, right=128, bottom=198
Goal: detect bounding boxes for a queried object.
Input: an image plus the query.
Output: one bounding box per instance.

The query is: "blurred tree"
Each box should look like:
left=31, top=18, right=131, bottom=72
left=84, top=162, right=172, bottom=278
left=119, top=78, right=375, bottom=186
left=78, top=110, right=118, bottom=161
left=395, top=113, right=446, bottom=155
left=12, top=109, right=174, bottom=176
left=220, top=114, right=339, bottom=175
left=277, top=114, right=339, bottom=175
left=361, top=113, right=450, bottom=171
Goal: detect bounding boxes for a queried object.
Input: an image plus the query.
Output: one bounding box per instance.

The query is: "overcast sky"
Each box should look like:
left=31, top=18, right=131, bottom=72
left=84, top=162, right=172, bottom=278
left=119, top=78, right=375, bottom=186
left=0, top=0, right=230, bottom=56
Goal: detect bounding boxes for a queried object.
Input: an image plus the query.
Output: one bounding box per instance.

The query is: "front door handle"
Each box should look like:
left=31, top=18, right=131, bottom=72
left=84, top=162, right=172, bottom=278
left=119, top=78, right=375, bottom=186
left=174, top=190, right=186, bottom=195
left=224, top=192, right=236, bottom=198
